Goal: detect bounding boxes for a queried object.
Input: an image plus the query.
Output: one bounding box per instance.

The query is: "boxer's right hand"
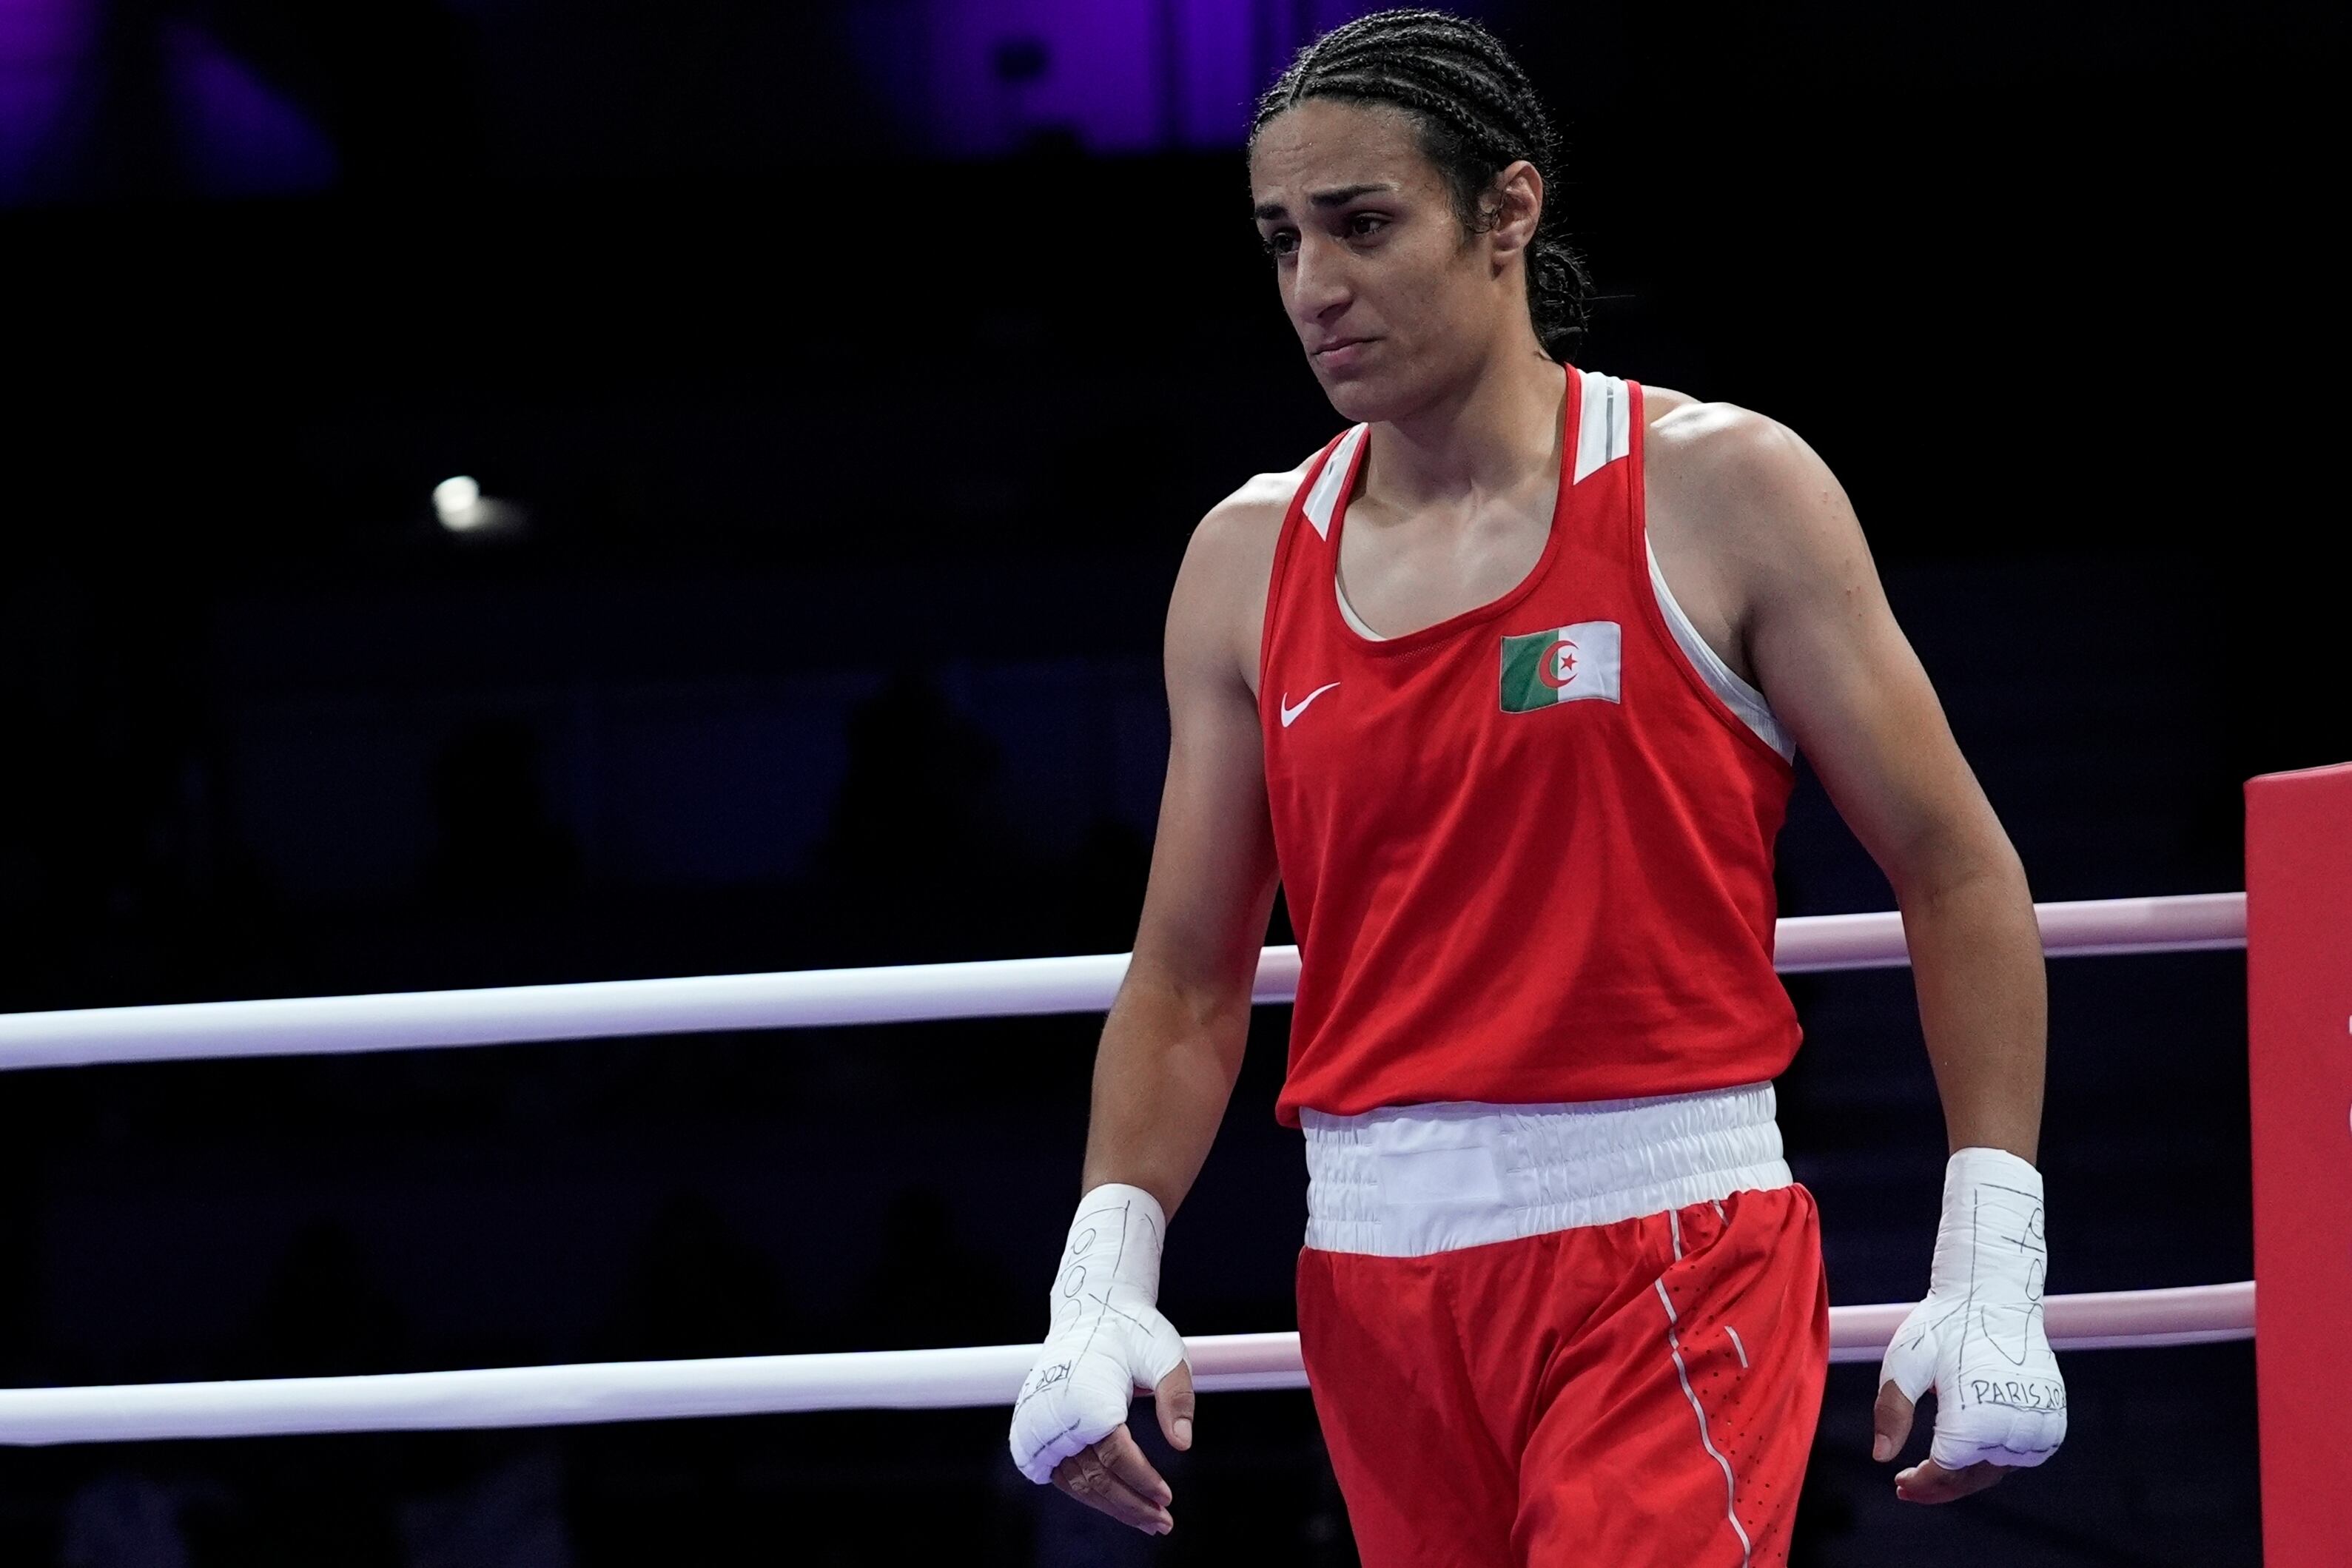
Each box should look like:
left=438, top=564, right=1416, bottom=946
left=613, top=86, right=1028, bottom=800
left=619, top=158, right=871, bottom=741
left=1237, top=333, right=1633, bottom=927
left=1009, top=1185, right=1195, bottom=1533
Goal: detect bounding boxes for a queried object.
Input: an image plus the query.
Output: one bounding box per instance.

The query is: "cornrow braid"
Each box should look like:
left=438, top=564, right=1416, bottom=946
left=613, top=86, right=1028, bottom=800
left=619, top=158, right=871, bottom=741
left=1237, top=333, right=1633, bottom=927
left=1251, top=8, right=1590, bottom=360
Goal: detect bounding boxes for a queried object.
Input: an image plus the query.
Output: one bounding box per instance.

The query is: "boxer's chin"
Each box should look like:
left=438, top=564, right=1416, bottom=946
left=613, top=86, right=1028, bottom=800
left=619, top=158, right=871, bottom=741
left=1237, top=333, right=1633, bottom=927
left=1312, top=354, right=1408, bottom=425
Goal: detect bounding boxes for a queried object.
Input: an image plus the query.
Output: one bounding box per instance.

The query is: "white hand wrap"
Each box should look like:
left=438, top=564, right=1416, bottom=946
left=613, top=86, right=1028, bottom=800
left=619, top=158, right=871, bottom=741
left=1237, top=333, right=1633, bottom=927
left=1009, top=1184, right=1189, bottom=1486
left=1881, top=1148, right=2068, bottom=1471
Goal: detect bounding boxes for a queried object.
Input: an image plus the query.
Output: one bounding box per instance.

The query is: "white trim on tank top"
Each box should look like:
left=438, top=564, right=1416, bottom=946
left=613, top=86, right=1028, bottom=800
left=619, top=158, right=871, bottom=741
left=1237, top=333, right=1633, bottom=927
left=1573, top=365, right=1633, bottom=483
left=1301, top=425, right=1367, bottom=539
left=1641, top=539, right=1795, bottom=761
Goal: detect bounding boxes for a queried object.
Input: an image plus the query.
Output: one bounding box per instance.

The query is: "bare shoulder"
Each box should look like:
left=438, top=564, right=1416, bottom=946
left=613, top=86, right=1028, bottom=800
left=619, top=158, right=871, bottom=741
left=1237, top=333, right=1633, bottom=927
left=1642, top=390, right=1863, bottom=584
left=1642, top=386, right=1822, bottom=491
left=1640, top=383, right=1702, bottom=423
left=1188, top=463, right=1303, bottom=571
left=1169, top=460, right=1311, bottom=694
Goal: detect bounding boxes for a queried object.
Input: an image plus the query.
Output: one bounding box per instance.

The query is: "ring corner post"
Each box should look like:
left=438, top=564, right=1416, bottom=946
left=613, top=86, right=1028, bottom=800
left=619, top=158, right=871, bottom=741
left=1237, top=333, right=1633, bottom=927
left=2245, top=761, right=2352, bottom=1566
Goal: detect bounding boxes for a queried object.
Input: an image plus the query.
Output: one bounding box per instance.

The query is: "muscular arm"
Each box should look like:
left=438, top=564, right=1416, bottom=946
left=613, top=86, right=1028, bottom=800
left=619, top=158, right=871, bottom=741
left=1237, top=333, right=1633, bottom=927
left=1660, top=407, right=2059, bottom=1504
left=1020, top=482, right=1286, bottom=1535
left=1079, top=481, right=1288, bottom=1216
left=1657, top=406, right=2043, bottom=1161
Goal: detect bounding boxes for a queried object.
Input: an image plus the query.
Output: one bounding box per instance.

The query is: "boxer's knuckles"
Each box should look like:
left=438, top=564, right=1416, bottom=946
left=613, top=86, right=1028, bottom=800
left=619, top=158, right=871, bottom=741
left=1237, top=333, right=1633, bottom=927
left=1009, top=1356, right=1126, bottom=1479
left=1874, top=1300, right=2066, bottom=1478
left=1929, top=1402, right=2066, bottom=1473
left=1011, top=1318, right=1180, bottom=1481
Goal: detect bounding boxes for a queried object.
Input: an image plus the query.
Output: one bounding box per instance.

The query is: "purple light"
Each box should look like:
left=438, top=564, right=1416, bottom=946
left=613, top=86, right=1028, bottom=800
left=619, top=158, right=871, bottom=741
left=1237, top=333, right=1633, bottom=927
left=1175, top=0, right=1256, bottom=147
left=0, top=4, right=335, bottom=203
left=164, top=21, right=337, bottom=198
left=0, top=0, right=98, bottom=201
left=850, top=0, right=1493, bottom=158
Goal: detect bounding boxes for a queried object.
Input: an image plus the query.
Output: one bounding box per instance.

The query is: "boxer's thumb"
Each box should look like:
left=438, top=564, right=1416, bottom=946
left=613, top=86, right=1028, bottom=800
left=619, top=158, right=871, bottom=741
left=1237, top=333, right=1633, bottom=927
left=1872, top=1379, right=1916, bottom=1463
left=1155, top=1361, right=1195, bottom=1451
left=1874, top=1318, right=1938, bottom=1462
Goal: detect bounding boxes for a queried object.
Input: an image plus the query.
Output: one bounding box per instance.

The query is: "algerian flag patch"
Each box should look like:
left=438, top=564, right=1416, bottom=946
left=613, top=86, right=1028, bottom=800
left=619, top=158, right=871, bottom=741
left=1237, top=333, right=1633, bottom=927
left=1500, top=621, right=1622, bottom=713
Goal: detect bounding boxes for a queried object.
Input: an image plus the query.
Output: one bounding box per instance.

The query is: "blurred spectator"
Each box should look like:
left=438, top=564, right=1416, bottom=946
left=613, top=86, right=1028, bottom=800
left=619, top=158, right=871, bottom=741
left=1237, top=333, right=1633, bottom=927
left=598, top=1194, right=792, bottom=1361
left=58, top=1473, right=187, bottom=1568
left=243, top=1219, right=407, bottom=1378
left=813, top=672, right=1025, bottom=961
left=398, top=1447, right=574, bottom=1568
left=426, top=721, right=579, bottom=907
left=847, top=1187, right=1020, bottom=1350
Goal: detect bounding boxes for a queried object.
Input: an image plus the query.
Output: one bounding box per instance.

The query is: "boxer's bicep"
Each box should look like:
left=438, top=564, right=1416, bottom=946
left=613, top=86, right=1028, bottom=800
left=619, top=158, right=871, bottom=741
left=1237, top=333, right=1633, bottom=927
left=1131, top=490, right=1287, bottom=1016
left=1732, top=425, right=2006, bottom=887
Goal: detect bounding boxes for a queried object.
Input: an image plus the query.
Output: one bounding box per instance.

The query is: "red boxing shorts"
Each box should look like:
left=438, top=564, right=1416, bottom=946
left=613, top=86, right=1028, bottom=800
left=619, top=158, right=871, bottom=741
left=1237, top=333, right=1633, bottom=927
left=1294, top=1090, right=1829, bottom=1567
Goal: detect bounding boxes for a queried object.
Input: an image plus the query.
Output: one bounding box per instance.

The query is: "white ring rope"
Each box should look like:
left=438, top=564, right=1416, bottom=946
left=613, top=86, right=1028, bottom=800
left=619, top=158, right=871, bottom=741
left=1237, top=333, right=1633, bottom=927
left=0, top=893, right=2244, bottom=1072
left=0, top=892, right=2254, bottom=1446
left=0, top=1283, right=2251, bottom=1447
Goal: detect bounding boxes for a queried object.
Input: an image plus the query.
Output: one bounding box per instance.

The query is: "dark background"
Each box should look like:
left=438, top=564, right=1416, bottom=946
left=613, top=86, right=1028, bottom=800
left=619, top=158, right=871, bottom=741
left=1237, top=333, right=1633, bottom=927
left=1, top=0, right=2341, bottom=1562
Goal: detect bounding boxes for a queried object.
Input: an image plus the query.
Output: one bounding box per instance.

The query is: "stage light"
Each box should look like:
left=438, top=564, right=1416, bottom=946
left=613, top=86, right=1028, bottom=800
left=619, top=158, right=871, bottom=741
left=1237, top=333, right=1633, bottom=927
left=434, top=475, right=485, bottom=530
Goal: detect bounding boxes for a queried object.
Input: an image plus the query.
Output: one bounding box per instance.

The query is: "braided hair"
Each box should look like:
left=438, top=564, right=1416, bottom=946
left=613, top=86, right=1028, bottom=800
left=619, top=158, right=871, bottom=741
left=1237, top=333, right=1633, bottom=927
left=1251, top=9, right=1590, bottom=360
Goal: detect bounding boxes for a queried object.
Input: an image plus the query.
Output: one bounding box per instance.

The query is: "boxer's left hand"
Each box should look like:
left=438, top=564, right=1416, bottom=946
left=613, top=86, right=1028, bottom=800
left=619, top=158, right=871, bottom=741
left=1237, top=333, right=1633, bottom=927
left=1872, top=1147, right=2067, bottom=1504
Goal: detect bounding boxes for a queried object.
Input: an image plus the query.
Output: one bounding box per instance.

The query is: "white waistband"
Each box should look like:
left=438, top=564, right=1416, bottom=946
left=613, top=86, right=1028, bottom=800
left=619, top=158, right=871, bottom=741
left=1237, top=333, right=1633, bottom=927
left=1301, top=1083, right=1790, bottom=1257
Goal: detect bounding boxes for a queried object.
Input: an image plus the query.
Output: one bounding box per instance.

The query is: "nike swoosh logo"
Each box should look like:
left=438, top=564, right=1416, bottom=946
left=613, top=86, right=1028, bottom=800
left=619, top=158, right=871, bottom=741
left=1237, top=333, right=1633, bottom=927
left=1279, top=682, right=1341, bottom=727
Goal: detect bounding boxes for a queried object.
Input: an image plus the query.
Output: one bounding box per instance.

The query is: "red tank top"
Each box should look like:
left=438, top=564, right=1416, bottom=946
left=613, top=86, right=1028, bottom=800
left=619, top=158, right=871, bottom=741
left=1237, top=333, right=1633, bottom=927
left=1259, top=365, right=1800, bottom=1125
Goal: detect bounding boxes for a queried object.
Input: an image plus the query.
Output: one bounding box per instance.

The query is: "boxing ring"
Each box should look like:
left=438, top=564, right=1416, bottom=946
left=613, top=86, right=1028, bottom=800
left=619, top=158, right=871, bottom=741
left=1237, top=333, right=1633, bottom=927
left=0, top=766, right=2341, bottom=1562
left=0, top=890, right=2258, bottom=1438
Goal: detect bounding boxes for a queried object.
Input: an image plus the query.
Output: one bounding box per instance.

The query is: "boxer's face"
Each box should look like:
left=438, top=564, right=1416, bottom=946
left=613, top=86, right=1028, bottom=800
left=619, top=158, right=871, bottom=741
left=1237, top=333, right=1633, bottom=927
left=1249, top=98, right=1536, bottom=424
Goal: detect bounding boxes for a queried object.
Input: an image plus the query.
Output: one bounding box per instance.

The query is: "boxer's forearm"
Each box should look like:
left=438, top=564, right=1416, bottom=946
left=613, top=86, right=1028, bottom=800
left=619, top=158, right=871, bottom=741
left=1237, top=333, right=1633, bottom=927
left=1894, top=839, right=2046, bottom=1163
left=1078, top=967, right=1252, bottom=1219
